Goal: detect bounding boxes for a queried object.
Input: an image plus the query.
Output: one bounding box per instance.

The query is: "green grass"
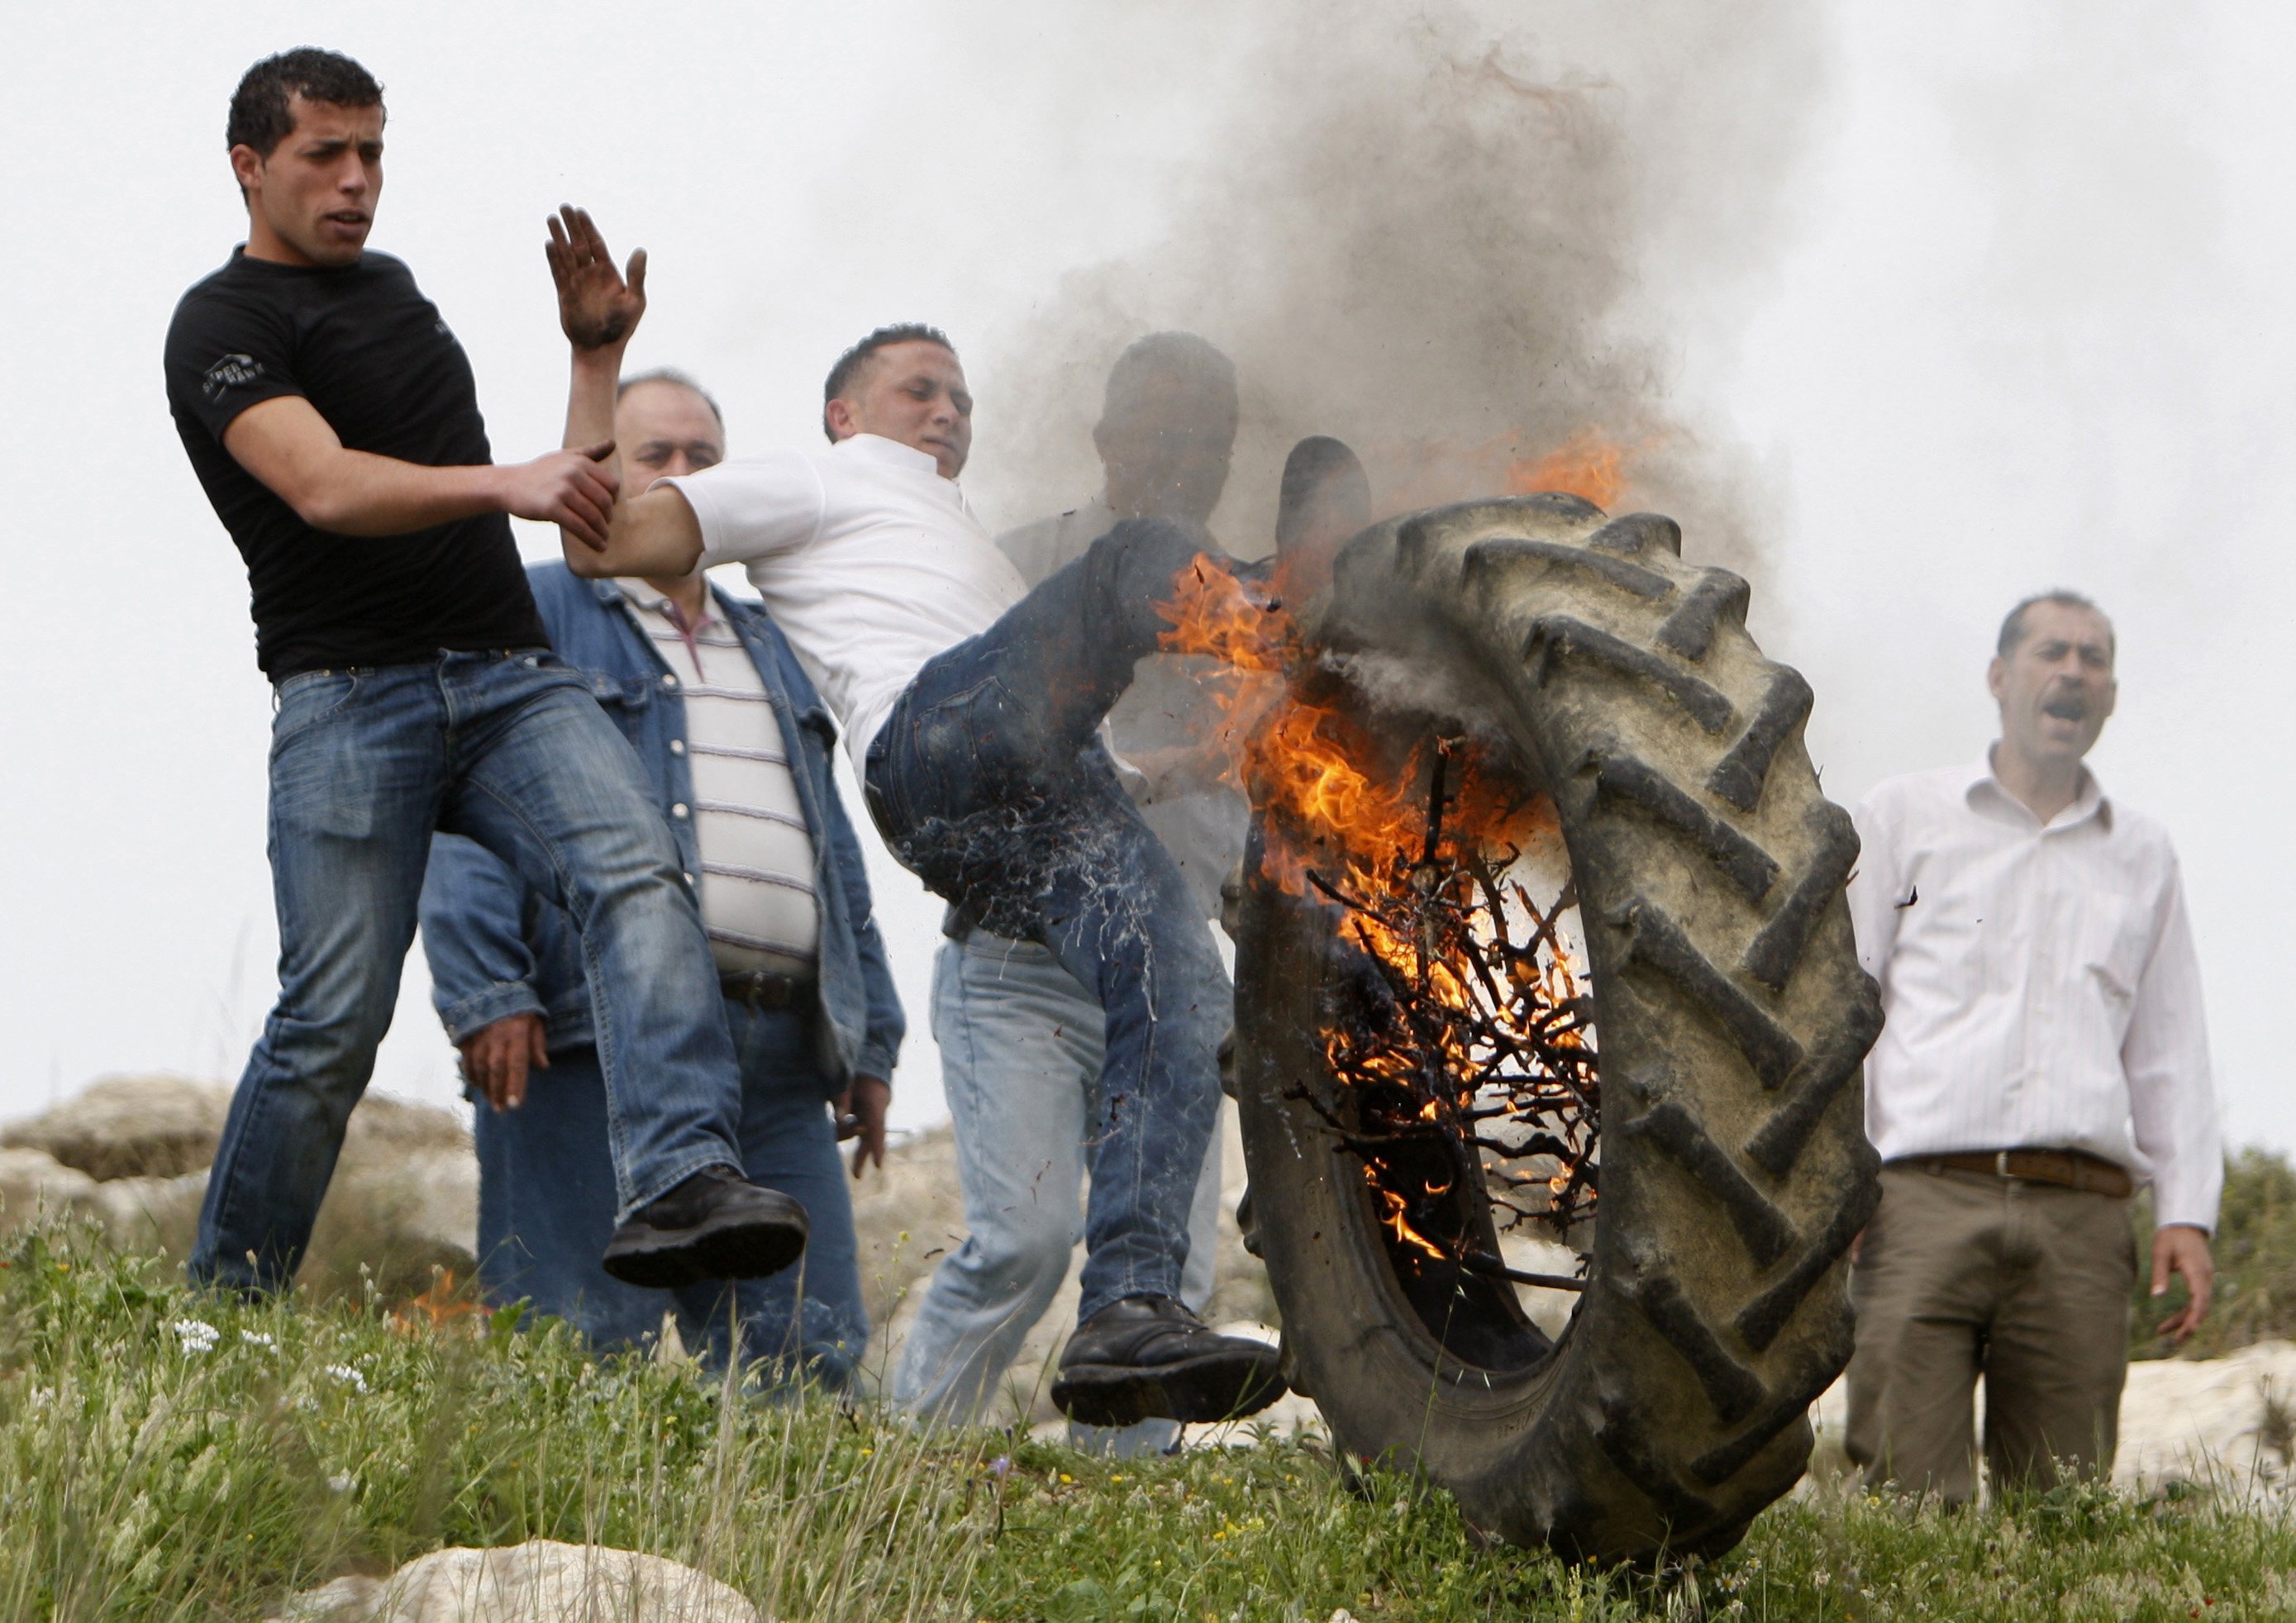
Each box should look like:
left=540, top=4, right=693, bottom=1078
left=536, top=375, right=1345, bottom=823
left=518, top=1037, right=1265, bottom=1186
left=3, top=1221, right=2295, bottom=1621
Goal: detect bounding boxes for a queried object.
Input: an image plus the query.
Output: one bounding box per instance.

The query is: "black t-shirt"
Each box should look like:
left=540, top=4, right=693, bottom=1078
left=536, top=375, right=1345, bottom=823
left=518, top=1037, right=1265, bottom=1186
left=165, top=247, right=547, bottom=678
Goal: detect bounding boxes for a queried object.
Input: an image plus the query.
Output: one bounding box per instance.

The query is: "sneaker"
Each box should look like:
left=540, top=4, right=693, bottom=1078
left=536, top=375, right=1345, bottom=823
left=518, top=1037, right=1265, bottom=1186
left=1050, top=1295, right=1288, bottom=1428
left=602, top=1166, right=808, bottom=1289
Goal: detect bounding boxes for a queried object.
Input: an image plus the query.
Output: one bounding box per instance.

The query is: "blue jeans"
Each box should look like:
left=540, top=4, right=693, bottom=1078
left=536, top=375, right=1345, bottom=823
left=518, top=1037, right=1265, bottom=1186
left=472, top=999, right=867, bottom=1386
left=193, top=651, right=744, bottom=1292
left=864, top=520, right=1231, bottom=1320
left=893, top=930, right=1222, bottom=1454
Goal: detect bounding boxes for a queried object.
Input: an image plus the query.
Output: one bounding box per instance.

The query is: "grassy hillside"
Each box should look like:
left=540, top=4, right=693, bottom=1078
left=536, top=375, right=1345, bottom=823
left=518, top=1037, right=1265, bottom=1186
left=2, top=1222, right=2294, bottom=1621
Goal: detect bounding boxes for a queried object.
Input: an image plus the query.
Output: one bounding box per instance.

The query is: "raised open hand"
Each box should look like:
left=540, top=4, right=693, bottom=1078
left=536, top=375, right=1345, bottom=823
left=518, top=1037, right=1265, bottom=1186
left=545, top=205, right=647, bottom=350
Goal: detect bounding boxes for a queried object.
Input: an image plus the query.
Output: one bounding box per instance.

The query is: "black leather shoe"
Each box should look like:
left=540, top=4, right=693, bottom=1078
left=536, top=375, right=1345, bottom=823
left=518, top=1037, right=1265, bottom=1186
left=602, top=1166, right=808, bottom=1289
left=1050, top=1295, right=1287, bottom=1427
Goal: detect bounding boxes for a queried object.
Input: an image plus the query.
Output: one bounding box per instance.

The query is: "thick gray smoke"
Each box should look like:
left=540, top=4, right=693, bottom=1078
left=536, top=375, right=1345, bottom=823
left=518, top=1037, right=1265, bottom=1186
left=965, top=2, right=1829, bottom=574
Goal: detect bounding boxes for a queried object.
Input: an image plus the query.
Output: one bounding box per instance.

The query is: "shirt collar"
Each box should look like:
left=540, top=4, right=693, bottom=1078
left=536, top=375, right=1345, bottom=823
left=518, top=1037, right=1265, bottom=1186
left=834, top=432, right=949, bottom=479
left=615, top=577, right=717, bottom=628
left=1964, top=748, right=2113, bottom=832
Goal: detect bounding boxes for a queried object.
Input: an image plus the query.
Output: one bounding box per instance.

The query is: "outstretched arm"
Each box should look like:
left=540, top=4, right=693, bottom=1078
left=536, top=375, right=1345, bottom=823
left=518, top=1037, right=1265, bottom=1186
left=222, top=395, right=621, bottom=545
left=548, top=206, right=705, bottom=578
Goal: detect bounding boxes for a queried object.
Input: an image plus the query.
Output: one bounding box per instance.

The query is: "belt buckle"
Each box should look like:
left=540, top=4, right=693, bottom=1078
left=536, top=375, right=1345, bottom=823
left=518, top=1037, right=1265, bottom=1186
left=1995, top=1149, right=2014, bottom=1180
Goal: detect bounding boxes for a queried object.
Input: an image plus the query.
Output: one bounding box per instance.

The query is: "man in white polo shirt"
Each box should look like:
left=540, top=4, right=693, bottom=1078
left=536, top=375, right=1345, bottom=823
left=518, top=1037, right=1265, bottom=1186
left=540, top=207, right=1284, bottom=1427
left=1844, top=590, right=2220, bottom=1502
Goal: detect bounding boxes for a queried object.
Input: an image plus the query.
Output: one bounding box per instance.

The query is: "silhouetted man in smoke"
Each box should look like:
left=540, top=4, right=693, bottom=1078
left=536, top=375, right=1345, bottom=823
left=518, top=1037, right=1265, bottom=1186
left=541, top=208, right=1286, bottom=1427
left=999, top=332, right=1239, bottom=580
left=1002, top=333, right=1245, bottom=918
left=163, top=50, right=807, bottom=1297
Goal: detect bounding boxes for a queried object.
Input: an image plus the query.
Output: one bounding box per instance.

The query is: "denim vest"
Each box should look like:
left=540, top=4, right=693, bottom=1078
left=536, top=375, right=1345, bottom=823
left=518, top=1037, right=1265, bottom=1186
left=417, top=564, right=905, bottom=1089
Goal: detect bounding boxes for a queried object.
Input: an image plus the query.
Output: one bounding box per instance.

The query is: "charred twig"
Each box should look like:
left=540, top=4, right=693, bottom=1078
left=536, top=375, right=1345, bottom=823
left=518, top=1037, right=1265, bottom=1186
left=1460, top=1250, right=1588, bottom=1292
left=1291, top=746, right=1604, bottom=1273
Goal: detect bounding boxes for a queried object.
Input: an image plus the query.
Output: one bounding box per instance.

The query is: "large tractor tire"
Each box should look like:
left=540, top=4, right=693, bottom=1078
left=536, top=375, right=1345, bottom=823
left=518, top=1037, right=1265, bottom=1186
left=1230, top=494, right=1881, bottom=1564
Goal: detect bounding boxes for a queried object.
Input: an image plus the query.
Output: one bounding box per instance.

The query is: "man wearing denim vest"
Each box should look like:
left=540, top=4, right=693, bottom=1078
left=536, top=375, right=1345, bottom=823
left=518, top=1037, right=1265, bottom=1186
left=419, top=371, right=903, bottom=1383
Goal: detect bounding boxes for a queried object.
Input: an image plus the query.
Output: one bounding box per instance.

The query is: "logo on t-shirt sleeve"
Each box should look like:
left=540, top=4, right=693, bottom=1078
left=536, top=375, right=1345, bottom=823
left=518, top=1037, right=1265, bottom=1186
left=202, top=353, right=266, bottom=399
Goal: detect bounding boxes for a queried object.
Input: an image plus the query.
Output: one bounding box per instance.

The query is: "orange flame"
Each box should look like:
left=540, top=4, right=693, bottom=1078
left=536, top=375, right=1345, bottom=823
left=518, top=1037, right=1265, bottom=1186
left=1372, top=1181, right=1451, bottom=1261
left=1507, top=428, right=1627, bottom=509
left=1152, top=554, right=1553, bottom=902
left=1370, top=426, right=1641, bottom=518
left=390, top=1269, right=488, bottom=1336
left=1155, top=527, right=1601, bottom=1262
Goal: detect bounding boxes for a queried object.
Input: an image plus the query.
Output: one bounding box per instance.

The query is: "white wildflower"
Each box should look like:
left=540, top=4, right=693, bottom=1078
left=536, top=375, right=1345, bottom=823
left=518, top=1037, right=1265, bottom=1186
left=324, top=1364, right=369, bottom=1394
left=171, top=1319, right=219, bottom=1354
left=326, top=1473, right=354, bottom=1493
left=240, top=1330, right=276, bottom=1349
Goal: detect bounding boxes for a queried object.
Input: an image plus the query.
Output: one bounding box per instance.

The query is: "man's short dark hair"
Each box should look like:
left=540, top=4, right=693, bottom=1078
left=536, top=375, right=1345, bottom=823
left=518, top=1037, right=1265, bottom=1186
left=822, top=324, right=955, bottom=443
left=1103, top=331, right=1237, bottom=425
left=1998, top=589, right=2114, bottom=659
left=619, top=368, right=725, bottom=434
left=227, top=49, right=383, bottom=164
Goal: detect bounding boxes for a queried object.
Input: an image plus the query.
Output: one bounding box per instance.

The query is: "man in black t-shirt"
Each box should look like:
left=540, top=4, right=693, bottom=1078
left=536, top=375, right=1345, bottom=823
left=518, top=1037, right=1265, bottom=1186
left=166, top=48, right=807, bottom=1297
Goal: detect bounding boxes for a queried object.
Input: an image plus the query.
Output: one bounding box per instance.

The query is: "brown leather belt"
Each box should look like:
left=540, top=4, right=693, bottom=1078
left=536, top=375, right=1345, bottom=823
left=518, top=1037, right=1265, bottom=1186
left=1890, top=1148, right=2132, bottom=1199
left=717, top=969, right=812, bottom=1011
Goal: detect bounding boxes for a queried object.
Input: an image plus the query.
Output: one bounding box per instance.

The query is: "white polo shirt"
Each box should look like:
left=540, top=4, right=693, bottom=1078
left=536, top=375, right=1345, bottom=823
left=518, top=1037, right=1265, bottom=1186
left=664, top=434, right=1027, bottom=774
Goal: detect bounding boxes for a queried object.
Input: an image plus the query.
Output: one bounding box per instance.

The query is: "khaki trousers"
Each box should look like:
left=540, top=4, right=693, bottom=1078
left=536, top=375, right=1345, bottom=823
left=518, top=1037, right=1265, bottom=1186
left=1845, top=1164, right=2136, bottom=1502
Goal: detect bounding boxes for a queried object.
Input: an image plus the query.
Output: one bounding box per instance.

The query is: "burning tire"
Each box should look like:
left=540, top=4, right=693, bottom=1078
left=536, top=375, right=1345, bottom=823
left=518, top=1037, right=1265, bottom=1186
left=1224, top=495, right=1881, bottom=1564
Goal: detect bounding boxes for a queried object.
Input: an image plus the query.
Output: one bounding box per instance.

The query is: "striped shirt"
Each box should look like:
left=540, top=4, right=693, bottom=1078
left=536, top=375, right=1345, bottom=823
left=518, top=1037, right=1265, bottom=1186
left=617, top=582, right=819, bottom=977
left=1847, top=754, right=2221, bottom=1230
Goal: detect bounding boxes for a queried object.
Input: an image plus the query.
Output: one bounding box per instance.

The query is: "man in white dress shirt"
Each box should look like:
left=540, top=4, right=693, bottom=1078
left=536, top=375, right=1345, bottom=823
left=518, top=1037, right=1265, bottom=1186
left=539, top=208, right=1285, bottom=1428
left=1844, top=590, right=2220, bottom=1501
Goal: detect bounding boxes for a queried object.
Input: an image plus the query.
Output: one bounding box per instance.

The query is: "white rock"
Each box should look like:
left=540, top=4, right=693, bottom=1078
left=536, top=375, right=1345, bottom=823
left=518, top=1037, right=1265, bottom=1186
left=326, top=1147, right=479, bottom=1261
left=1494, top=1233, right=1585, bottom=1340
left=2117, top=1340, right=2296, bottom=1495
left=266, top=1540, right=760, bottom=1623
left=86, top=1168, right=207, bottom=1253
left=0, top=1145, right=98, bottom=1224
left=0, top=1077, right=480, bottom=1274
left=0, top=1074, right=232, bottom=1181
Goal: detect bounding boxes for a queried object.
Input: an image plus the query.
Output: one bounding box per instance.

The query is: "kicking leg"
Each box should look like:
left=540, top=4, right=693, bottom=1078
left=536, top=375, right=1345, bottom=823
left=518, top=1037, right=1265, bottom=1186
left=882, top=517, right=1230, bottom=819
left=442, top=651, right=803, bottom=1287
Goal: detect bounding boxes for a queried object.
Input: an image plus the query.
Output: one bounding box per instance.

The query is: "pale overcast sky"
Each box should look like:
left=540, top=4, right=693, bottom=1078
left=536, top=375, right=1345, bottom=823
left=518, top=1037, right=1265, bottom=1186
left=2, top=2, right=2289, bottom=1154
